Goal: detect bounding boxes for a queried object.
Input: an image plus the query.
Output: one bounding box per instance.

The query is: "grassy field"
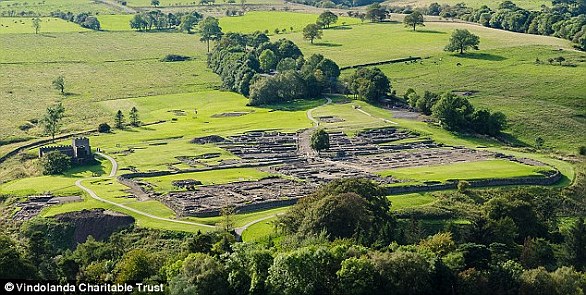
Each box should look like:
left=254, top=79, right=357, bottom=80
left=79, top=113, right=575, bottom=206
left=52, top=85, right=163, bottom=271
left=290, top=21, right=570, bottom=67
left=241, top=216, right=279, bottom=242
left=123, top=0, right=283, bottom=6
left=139, top=168, right=272, bottom=192
left=384, top=0, right=550, bottom=10
left=96, top=15, right=134, bottom=31
left=388, top=192, right=436, bottom=209
left=0, top=0, right=119, bottom=15
left=378, top=159, right=551, bottom=182
left=376, top=46, right=586, bottom=152
left=0, top=17, right=88, bottom=34
left=0, top=31, right=216, bottom=141
left=0, top=157, right=111, bottom=196
left=220, top=11, right=361, bottom=34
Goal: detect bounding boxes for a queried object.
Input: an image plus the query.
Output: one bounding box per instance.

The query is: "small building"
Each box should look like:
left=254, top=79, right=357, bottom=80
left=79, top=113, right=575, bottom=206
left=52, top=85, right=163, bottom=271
left=39, top=137, right=93, bottom=164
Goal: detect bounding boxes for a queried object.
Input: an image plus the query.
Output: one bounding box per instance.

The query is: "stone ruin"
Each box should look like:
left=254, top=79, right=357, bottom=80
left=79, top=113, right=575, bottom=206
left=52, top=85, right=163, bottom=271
left=13, top=195, right=82, bottom=221
left=39, top=137, right=93, bottom=165
left=140, top=127, right=545, bottom=217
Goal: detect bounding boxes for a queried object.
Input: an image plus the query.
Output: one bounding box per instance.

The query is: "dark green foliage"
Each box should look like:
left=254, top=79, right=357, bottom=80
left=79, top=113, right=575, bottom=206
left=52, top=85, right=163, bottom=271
left=318, top=11, right=338, bottom=28
left=404, top=11, right=425, bottom=31
left=563, top=217, right=586, bottom=271
left=170, top=253, right=229, bottom=295
left=161, top=54, right=191, bottom=62
left=249, top=71, right=308, bottom=105
left=445, top=29, right=480, bottom=54
left=51, top=11, right=101, bottom=30
left=336, top=256, right=376, bottom=295
left=346, top=67, right=391, bottom=102
left=114, top=110, right=125, bottom=129
left=97, top=122, right=111, bottom=133
left=199, top=16, right=223, bottom=52
left=303, top=23, right=323, bottom=44
left=370, top=251, right=434, bottom=294
left=366, top=3, right=387, bottom=22
left=41, top=151, right=71, bottom=175
left=0, top=235, right=36, bottom=279
left=310, top=129, right=330, bottom=153
left=115, top=249, right=157, bottom=283
left=43, top=102, right=65, bottom=141
left=129, top=107, right=140, bottom=127
left=129, top=10, right=195, bottom=32
left=266, top=246, right=338, bottom=295
left=432, top=92, right=474, bottom=130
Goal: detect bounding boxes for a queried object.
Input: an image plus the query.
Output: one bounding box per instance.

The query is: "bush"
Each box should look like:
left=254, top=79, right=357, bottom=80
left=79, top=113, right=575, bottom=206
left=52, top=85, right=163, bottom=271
left=161, top=54, right=191, bottom=62
left=40, top=151, right=71, bottom=175
left=579, top=146, right=586, bottom=156
left=97, top=123, right=111, bottom=133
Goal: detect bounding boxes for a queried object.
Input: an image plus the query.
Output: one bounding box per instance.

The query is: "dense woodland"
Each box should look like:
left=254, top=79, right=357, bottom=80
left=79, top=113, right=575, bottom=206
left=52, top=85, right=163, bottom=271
left=1, top=174, right=585, bottom=294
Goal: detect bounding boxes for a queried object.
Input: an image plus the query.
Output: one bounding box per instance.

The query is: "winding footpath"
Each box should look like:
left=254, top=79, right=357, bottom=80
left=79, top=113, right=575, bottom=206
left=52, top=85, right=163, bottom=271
left=76, top=152, right=215, bottom=228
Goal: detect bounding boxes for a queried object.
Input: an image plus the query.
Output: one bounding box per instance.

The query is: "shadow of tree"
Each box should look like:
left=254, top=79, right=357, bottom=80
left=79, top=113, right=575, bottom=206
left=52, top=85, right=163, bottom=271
left=455, top=52, right=508, bottom=61
left=415, top=29, right=447, bottom=34
left=313, top=42, right=342, bottom=47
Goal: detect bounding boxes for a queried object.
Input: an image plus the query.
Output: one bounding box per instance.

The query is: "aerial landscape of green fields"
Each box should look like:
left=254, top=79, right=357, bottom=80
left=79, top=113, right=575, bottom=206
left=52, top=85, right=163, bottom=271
left=0, top=0, right=585, bottom=293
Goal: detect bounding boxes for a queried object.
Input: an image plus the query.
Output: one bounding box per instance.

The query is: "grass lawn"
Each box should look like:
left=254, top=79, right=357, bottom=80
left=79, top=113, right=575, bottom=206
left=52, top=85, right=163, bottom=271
left=140, top=168, right=272, bottom=192
left=241, top=216, right=279, bottom=242
left=96, top=15, right=134, bottom=31
left=0, top=17, right=88, bottom=34
left=378, top=159, right=551, bottom=182
left=123, top=0, right=282, bottom=6
left=0, top=157, right=111, bottom=196
left=220, top=11, right=361, bottom=34
left=388, top=193, right=436, bottom=210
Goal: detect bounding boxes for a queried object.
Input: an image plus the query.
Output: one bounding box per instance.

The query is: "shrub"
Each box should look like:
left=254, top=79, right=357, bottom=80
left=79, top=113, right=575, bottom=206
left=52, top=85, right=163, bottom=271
left=161, top=54, right=191, bottom=62
left=97, top=123, right=111, bottom=133
left=40, top=151, right=71, bottom=175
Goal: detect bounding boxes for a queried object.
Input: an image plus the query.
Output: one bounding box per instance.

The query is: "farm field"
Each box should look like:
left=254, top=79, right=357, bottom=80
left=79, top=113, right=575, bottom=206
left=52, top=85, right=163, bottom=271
left=122, top=0, right=283, bottom=6
left=0, top=17, right=88, bottom=34
left=96, top=14, right=134, bottom=31
left=219, top=11, right=361, bottom=34
left=0, top=0, right=118, bottom=15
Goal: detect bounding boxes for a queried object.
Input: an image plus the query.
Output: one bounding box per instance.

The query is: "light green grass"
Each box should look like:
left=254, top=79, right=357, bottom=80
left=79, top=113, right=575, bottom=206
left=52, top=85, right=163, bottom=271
left=0, top=158, right=111, bottom=196
left=96, top=15, right=134, bottom=31
left=241, top=216, right=278, bottom=242
left=0, top=17, right=88, bottom=34
left=378, top=159, right=550, bottom=182
left=383, top=0, right=549, bottom=10
left=290, top=21, right=570, bottom=68
left=387, top=193, right=436, bottom=210
left=376, top=46, right=586, bottom=153
left=140, top=168, right=272, bottom=192
left=0, top=31, right=217, bottom=140
left=219, top=11, right=361, bottom=34
left=0, top=0, right=118, bottom=15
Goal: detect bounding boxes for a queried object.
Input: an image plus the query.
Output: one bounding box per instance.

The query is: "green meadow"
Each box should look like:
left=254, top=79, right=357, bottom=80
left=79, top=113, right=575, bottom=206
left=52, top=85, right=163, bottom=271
left=378, top=159, right=551, bottom=182
left=0, top=0, right=118, bottom=15
left=219, top=11, right=361, bottom=34
left=0, top=17, right=88, bottom=34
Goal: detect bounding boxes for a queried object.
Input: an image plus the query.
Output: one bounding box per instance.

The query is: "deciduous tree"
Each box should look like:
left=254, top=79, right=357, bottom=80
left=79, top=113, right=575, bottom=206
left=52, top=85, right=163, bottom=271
left=404, top=11, right=425, bottom=31
left=444, top=29, right=480, bottom=54
left=303, top=23, right=322, bottom=44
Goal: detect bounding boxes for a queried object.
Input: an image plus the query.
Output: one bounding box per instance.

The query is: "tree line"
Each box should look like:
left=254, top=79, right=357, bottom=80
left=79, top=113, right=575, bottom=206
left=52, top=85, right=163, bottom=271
left=405, top=89, right=507, bottom=136
left=423, top=0, right=586, bottom=50
left=129, top=10, right=202, bottom=32
left=1, top=175, right=585, bottom=294
left=50, top=11, right=101, bottom=31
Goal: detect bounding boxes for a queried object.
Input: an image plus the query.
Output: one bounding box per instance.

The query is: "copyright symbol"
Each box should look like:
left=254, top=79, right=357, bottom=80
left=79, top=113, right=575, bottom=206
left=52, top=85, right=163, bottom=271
left=5, top=282, right=14, bottom=292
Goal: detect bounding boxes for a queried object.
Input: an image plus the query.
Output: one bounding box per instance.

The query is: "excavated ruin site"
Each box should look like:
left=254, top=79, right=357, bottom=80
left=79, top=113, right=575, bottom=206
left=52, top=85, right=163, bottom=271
left=140, top=127, right=542, bottom=217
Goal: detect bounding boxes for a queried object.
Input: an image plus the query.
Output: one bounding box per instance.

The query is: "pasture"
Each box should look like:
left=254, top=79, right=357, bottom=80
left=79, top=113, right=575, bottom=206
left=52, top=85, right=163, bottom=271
left=378, top=159, right=551, bottom=182
left=0, top=0, right=118, bottom=15
left=219, top=11, right=361, bottom=34
left=0, top=17, right=88, bottom=34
